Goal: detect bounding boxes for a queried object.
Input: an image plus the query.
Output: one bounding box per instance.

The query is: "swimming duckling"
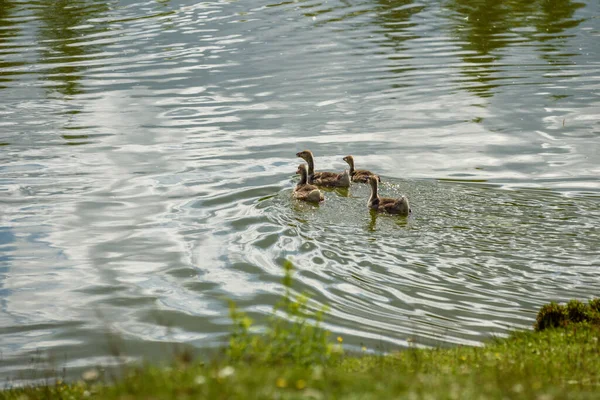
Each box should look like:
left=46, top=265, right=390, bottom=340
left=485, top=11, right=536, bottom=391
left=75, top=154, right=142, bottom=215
left=296, top=150, right=350, bottom=187
left=342, top=155, right=381, bottom=183
left=367, top=175, right=410, bottom=216
left=294, top=164, right=324, bottom=203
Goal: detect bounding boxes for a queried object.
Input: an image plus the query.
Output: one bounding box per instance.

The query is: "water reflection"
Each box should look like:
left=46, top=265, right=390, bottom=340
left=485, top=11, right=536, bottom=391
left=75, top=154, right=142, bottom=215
left=374, top=0, right=423, bottom=39
left=445, top=0, right=586, bottom=97
left=366, top=209, right=411, bottom=232
left=0, top=227, right=16, bottom=313
left=372, top=0, right=423, bottom=80
left=533, top=0, right=586, bottom=65
left=0, top=0, right=22, bottom=89
left=36, top=0, right=110, bottom=97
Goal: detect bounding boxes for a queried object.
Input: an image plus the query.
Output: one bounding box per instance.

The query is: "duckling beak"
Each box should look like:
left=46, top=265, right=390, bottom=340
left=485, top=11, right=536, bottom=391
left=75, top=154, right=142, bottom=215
left=295, top=151, right=302, bottom=157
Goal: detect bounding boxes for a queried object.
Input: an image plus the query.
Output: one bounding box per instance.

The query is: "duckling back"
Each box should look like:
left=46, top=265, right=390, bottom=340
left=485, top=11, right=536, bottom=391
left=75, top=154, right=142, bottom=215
left=294, top=183, right=324, bottom=203
left=306, top=188, right=324, bottom=203
left=340, top=169, right=350, bottom=187
left=393, top=196, right=410, bottom=216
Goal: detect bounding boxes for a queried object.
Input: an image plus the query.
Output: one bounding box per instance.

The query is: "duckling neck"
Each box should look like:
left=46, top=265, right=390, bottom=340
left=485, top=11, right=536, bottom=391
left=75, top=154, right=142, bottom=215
left=347, top=160, right=355, bottom=175
left=368, top=180, right=379, bottom=203
left=298, top=169, right=308, bottom=186
left=305, top=153, right=315, bottom=176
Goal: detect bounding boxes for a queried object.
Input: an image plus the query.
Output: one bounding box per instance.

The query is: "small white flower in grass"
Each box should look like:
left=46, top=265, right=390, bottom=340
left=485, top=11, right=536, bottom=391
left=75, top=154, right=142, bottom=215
left=218, top=366, right=235, bottom=379
left=512, top=383, right=523, bottom=393
left=304, top=389, right=324, bottom=399
left=537, top=395, right=554, bottom=400
left=330, top=344, right=343, bottom=353
left=82, top=369, right=99, bottom=382
left=195, top=375, right=207, bottom=385
left=311, top=365, right=323, bottom=380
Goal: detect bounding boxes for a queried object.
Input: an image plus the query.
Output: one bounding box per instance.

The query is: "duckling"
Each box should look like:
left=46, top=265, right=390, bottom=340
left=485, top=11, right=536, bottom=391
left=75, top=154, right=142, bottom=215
left=294, top=164, right=324, bottom=203
left=342, top=155, right=381, bottom=183
left=367, top=175, right=410, bottom=216
left=296, top=150, right=350, bottom=188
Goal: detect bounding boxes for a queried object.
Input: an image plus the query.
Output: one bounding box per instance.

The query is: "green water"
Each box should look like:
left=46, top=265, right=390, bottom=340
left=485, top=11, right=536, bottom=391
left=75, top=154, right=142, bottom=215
left=1, top=0, right=599, bottom=383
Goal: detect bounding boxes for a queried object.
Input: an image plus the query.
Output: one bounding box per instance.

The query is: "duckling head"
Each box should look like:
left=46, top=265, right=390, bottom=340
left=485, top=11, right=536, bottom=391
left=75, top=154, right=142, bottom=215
left=296, top=163, right=308, bottom=175
left=296, top=163, right=309, bottom=183
left=296, top=150, right=313, bottom=162
left=342, top=155, right=354, bottom=168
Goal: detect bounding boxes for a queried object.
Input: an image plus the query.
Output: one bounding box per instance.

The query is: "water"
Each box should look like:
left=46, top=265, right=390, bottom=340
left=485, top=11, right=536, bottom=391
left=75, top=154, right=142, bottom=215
left=1, top=0, right=599, bottom=383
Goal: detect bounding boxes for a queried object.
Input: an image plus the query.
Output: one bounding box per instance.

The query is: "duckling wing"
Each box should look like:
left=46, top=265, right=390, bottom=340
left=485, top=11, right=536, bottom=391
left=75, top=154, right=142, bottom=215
left=378, top=197, right=398, bottom=208
left=312, top=171, right=350, bottom=187
left=352, top=170, right=378, bottom=183
left=379, top=197, right=410, bottom=216
left=295, top=183, right=317, bottom=194
left=294, top=184, right=323, bottom=202
left=313, top=171, right=340, bottom=180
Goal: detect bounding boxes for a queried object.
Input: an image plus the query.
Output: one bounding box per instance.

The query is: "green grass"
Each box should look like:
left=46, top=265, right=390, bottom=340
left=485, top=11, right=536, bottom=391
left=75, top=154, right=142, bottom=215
left=535, top=299, right=600, bottom=331
left=3, top=262, right=600, bottom=399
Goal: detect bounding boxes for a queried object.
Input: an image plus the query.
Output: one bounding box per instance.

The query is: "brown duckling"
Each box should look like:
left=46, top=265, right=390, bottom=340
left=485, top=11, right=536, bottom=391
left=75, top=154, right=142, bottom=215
left=367, top=175, right=410, bottom=216
left=296, top=150, right=350, bottom=188
left=342, top=155, right=380, bottom=183
left=294, top=164, right=324, bottom=203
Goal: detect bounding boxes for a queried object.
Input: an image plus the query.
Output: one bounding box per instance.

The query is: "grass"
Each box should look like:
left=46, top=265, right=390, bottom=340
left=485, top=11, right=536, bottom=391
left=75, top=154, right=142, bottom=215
left=535, top=299, right=600, bottom=331
left=2, top=262, right=600, bottom=400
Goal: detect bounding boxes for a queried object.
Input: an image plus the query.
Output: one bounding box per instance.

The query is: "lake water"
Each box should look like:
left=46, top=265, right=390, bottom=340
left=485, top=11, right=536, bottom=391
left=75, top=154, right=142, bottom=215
left=1, top=0, right=599, bottom=383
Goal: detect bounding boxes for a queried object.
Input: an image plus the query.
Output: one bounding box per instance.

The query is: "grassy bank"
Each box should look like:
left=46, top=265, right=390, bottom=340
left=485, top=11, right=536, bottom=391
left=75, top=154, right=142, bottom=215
left=3, top=263, right=600, bottom=400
